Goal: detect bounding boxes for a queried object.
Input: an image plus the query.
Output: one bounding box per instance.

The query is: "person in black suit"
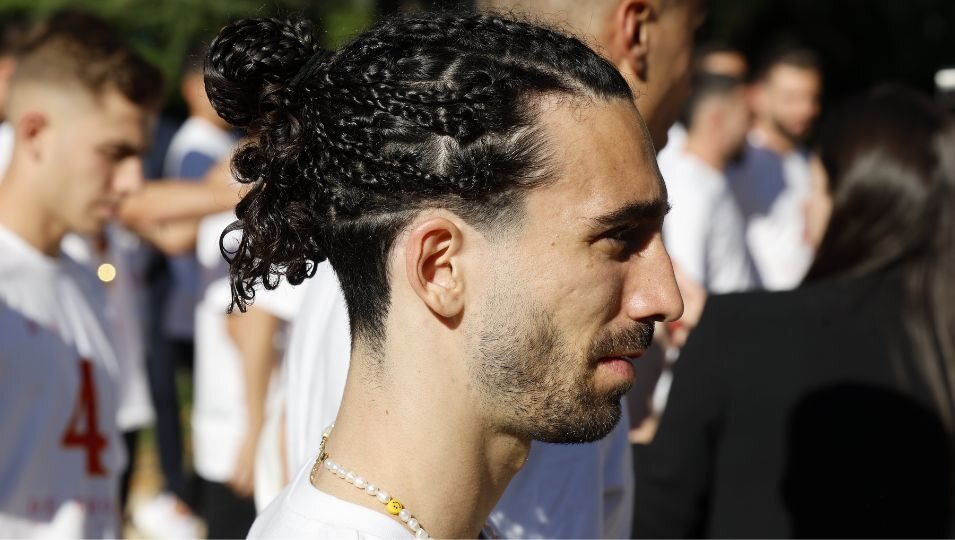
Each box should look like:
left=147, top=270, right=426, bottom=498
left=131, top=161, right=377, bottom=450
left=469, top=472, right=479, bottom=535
left=632, top=87, right=955, bottom=538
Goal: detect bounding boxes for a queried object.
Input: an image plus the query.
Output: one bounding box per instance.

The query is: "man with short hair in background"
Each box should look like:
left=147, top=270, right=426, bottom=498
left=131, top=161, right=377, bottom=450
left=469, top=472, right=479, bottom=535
left=725, top=45, right=822, bottom=290
left=0, top=22, right=162, bottom=538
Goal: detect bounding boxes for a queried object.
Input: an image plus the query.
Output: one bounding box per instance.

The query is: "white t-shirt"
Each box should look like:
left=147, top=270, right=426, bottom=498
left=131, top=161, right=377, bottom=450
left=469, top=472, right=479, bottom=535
left=658, top=143, right=757, bottom=293
left=284, top=262, right=351, bottom=474
left=725, top=134, right=813, bottom=290
left=250, top=458, right=411, bottom=539
left=192, top=212, right=304, bottom=482
left=161, top=117, right=236, bottom=340
left=61, top=226, right=154, bottom=432
left=282, top=263, right=635, bottom=538
left=0, top=122, right=13, bottom=177
left=0, top=224, right=124, bottom=538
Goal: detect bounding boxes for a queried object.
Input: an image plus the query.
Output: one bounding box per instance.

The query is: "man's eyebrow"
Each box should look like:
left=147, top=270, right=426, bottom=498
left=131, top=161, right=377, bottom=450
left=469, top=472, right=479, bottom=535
left=99, top=141, right=144, bottom=156
left=590, top=197, right=671, bottom=229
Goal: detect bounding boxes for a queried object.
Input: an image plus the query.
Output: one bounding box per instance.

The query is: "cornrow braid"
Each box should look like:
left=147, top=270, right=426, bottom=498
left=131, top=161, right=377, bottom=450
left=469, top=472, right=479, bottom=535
left=205, top=12, right=632, bottom=347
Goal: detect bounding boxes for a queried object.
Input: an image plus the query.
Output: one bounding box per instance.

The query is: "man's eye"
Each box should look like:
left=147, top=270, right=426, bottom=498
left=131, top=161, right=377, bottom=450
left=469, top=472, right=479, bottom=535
left=602, top=224, right=656, bottom=258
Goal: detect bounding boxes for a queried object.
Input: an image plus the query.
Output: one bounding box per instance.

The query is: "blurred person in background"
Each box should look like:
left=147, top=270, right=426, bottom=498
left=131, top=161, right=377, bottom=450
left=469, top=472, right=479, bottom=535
left=191, top=210, right=304, bottom=538
left=642, top=73, right=757, bottom=428
left=726, top=44, right=822, bottom=291
left=0, top=19, right=161, bottom=538
left=131, top=39, right=236, bottom=540
left=276, top=1, right=704, bottom=537
left=660, top=73, right=755, bottom=297
left=0, top=15, right=29, bottom=173
left=633, top=87, right=955, bottom=538
left=694, top=42, right=747, bottom=79
left=665, top=42, right=748, bottom=150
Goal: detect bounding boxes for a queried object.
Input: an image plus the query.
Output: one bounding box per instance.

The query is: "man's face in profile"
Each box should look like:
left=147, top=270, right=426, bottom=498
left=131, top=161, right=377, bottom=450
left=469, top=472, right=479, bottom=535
left=44, top=88, right=148, bottom=235
left=468, top=97, right=683, bottom=443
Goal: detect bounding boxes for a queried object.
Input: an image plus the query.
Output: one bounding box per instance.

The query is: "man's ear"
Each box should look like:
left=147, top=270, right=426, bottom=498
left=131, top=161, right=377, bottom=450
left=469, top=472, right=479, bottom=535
left=15, top=111, right=49, bottom=163
left=608, top=0, right=654, bottom=83
left=404, top=217, right=466, bottom=319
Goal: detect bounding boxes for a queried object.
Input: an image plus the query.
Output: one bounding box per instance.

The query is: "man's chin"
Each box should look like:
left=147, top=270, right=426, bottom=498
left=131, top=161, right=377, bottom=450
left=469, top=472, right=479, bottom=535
left=531, top=401, right=623, bottom=445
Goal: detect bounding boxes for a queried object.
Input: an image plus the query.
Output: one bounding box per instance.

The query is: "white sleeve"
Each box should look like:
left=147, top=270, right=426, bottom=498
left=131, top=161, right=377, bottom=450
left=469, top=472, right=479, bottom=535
left=705, top=186, right=757, bottom=293
left=662, top=183, right=709, bottom=286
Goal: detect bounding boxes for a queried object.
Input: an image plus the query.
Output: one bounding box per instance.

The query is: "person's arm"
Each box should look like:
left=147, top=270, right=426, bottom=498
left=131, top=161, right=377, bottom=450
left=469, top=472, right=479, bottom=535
left=118, top=158, right=240, bottom=227
left=226, top=306, right=282, bottom=498
left=131, top=218, right=200, bottom=256
left=631, top=299, right=729, bottom=538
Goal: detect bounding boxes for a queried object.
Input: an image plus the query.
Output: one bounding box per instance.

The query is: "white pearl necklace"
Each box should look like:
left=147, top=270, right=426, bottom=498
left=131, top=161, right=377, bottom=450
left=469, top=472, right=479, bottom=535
left=311, top=424, right=431, bottom=539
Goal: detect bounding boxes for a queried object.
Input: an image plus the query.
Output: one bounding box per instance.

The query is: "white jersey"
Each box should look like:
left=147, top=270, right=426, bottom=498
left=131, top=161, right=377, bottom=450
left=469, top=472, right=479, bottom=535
left=192, top=212, right=303, bottom=482
left=725, top=133, right=813, bottom=290
left=658, top=142, right=757, bottom=293
left=281, top=263, right=635, bottom=538
left=62, top=226, right=154, bottom=431
left=0, top=224, right=124, bottom=538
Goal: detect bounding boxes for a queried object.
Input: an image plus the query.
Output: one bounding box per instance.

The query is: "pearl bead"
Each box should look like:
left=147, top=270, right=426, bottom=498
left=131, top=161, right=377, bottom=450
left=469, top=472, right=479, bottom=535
left=354, top=478, right=367, bottom=489
left=407, top=518, right=419, bottom=531
left=345, top=472, right=356, bottom=483
left=336, top=467, right=347, bottom=478
left=376, top=490, right=390, bottom=504
left=365, top=484, right=378, bottom=496
left=324, top=459, right=334, bottom=470
left=398, top=509, right=411, bottom=522
left=415, top=529, right=429, bottom=539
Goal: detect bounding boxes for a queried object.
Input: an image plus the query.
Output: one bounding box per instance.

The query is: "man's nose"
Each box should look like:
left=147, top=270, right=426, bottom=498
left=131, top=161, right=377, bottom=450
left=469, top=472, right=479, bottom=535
left=113, top=157, right=144, bottom=197
left=623, top=235, right=684, bottom=323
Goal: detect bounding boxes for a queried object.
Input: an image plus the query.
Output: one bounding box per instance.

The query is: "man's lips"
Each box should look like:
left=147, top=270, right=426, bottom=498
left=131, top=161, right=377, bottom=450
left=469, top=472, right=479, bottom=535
left=596, top=355, right=638, bottom=379
left=598, top=351, right=645, bottom=362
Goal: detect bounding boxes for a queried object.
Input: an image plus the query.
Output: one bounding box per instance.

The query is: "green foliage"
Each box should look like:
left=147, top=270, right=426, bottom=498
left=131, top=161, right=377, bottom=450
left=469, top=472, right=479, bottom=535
left=0, top=0, right=375, bottom=116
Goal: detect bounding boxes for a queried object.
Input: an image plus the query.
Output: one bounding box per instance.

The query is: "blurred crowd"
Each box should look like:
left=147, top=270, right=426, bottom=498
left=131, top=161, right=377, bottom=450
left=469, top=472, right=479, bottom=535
left=1, top=1, right=954, bottom=539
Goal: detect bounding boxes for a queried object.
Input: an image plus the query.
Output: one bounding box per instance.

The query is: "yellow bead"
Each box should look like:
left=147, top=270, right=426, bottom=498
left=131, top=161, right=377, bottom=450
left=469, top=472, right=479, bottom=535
left=386, top=499, right=403, bottom=515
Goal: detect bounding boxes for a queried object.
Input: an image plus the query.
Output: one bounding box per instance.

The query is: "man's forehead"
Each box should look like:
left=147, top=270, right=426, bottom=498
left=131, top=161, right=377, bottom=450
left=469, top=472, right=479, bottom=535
left=530, top=97, right=664, bottom=223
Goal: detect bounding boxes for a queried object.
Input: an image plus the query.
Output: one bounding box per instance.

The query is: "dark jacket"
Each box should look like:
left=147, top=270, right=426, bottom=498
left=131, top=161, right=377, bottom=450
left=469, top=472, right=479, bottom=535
left=632, top=269, right=953, bottom=538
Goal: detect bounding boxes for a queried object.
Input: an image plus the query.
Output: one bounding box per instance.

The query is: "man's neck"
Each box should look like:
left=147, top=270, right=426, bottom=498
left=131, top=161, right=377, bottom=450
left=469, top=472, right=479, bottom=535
left=683, top=132, right=725, bottom=171
left=0, top=177, right=64, bottom=256
left=313, top=345, right=530, bottom=538
left=753, top=122, right=796, bottom=155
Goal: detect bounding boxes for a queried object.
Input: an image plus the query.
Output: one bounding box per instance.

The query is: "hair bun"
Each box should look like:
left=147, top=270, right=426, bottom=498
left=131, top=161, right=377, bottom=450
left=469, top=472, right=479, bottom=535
left=205, top=16, right=322, bottom=127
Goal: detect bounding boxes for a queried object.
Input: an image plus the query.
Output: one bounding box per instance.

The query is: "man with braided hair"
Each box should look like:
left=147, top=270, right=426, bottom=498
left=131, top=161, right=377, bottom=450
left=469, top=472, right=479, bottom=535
left=204, top=12, right=682, bottom=539
left=473, top=0, right=704, bottom=536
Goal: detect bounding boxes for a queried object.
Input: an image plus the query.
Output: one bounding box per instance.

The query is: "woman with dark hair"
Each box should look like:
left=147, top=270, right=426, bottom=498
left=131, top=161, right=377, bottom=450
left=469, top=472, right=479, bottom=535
left=633, top=88, right=955, bottom=538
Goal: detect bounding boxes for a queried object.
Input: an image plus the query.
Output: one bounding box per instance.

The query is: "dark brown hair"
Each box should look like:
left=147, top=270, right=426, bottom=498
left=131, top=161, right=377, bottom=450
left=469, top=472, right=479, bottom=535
left=805, top=86, right=955, bottom=426
left=12, top=10, right=163, bottom=110
left=204, top=13, right=633, bottom=348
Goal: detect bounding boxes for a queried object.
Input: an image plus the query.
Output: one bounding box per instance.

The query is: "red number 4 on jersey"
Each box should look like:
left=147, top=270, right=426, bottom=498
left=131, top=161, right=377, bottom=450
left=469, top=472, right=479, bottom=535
left=61, top=359, right=108, bottom=476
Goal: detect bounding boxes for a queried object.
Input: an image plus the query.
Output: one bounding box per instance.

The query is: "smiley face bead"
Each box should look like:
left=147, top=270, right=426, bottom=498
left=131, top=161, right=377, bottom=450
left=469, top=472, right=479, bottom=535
left=386, top=498, right=403, bottom=515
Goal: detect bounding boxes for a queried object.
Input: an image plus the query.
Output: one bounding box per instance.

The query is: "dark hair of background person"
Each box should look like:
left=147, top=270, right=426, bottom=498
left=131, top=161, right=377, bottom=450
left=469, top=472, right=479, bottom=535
left=752, top=40, right=821, bottom=83
left=13, top=9, right=164, bottom=110
left=677, top=72, right=743, bottom=128
left=0, top=13, right=30, bottom=58
left=804, top=87, right=955, bottom=427
left=203, top=13, right=633, bottom=349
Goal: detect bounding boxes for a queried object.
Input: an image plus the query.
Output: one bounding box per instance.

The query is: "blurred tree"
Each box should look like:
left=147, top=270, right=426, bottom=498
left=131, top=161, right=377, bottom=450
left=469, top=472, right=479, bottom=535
left=0, top=0, right=376, bottom=116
